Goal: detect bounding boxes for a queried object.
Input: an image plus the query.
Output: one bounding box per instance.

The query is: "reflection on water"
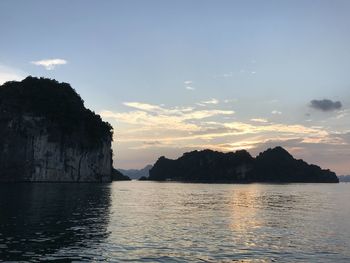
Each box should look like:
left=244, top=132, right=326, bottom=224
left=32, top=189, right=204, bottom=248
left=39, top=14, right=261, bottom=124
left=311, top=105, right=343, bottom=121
left=1, top=182, right=350, bottom=262
left=0, top=183, right=111, bottom=261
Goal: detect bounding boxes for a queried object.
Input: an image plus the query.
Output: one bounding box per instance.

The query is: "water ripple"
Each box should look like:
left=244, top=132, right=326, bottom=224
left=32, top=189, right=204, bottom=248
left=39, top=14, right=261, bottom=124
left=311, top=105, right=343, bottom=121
left=0, top=182, right=349, bottom=262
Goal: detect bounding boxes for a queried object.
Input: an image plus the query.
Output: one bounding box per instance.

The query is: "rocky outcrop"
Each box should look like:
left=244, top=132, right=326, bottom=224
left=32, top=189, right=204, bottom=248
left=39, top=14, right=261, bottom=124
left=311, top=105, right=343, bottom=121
left=148, top=147, right=339, bottom=183
left=0, top=77, right=113, bottom=182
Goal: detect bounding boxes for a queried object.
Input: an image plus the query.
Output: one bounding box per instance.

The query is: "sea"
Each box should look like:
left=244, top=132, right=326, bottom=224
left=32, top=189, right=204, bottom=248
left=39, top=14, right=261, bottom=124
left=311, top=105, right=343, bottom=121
left=0, top=181, right=349, bottom=262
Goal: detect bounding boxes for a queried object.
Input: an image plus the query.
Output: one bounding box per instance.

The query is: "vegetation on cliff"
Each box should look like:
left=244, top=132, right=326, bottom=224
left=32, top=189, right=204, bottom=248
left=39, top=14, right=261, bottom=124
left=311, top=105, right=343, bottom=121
left=0, top=76, right=113, bottom=148
left=148, top=147, right=339, bottom=183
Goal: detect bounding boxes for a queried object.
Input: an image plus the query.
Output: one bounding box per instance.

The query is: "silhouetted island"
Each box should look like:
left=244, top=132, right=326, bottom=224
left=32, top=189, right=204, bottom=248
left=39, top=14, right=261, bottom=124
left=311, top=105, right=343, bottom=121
left=148, top=147, right=339, bottom=183
left=0, top=77, right=113, bottom=182
left=338, top=175, right=350, bottom=182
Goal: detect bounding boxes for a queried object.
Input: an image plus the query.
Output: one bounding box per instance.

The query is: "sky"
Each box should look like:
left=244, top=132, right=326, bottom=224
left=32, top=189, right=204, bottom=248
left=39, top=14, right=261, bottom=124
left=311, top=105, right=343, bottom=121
left=1, top=0, right=350, bottom=174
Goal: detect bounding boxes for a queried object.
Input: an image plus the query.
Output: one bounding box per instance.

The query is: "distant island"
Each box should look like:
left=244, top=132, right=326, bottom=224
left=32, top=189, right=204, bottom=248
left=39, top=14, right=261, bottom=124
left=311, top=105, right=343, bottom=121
left=0, top=77, right=113, bottom=182
left=148, top=147, right=339, bottom=183
left=118, top=165, right=153, bottom=179
left=338, top=175, right=350, bottom=182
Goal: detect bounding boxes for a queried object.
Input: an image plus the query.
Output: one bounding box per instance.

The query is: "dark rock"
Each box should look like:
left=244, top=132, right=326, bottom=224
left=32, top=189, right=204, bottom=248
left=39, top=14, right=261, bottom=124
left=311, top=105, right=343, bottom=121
left=0, top=76, right=113, bottom=182
left=251, top=146, right=338, bottom=183
left=148, top=147, right=339, bottom=183
left=149, top=149, right=254, bottom=182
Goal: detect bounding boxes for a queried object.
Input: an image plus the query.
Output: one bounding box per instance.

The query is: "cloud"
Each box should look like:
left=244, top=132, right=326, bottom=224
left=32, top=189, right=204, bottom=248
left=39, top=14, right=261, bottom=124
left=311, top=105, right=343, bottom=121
left=198, top=98, right=219, bottom=105
left=101, top=101, right=334, bottom=149
left=250, top=118, right=268, bottom=123
left=185, top=86, right=195, bottom=90
left=309, top=99, right=342, bottom=112
left=0, top=65, right=25, bottom=85
left=222, top=122, right=329, bottom=138
left=102, top=100, right=350, bottom=174
left=102, top=102, right=234, bottom=137
left=123, top=102, right=165, bottom=112
left=335, top=109, right=349, bottom=119
left=223, top=99, right=238, bottom=104
left=31, top=58, right=67, bottom=70
left=183, top=81, right=195, bottom=91
left=271, top=110, right=282, bottom=115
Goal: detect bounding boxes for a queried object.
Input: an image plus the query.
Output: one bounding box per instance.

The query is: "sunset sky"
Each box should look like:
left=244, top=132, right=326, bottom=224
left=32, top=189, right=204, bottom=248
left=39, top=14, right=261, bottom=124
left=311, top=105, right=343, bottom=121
left=1, top=0, right=350, bottom=174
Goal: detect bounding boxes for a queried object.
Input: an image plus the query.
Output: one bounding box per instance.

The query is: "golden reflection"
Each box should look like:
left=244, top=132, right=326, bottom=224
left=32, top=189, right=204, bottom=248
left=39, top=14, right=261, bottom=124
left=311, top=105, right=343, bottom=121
left=228, top=185, right=264, bottom=249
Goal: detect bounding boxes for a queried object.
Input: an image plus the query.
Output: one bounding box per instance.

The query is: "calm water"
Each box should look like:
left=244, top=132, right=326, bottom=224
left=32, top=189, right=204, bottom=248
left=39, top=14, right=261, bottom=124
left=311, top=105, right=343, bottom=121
left=0, top=182, right=350, bottom=262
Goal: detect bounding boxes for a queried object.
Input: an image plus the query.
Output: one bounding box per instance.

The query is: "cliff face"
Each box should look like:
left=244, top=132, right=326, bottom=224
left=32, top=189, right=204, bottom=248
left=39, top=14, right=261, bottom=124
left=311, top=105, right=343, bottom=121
left=149, top=147, right=339, bottom=183
left=0, top=77, right=113, bottom=182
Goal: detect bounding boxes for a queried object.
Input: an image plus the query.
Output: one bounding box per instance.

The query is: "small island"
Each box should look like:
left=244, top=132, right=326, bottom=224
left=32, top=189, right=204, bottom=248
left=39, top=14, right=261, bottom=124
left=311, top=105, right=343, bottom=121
left=0, top=77, right=113, bottom=182
left=148, top=147, right=339, bottom=183
left=338, top=175, right=350, bottom=182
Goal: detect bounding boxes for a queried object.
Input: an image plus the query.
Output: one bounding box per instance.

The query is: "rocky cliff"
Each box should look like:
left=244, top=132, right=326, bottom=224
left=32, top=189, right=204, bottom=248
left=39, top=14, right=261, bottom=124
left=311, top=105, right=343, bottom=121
left=148, top=147, right=339, bottom=183
left=0, top=77, right=113, bottom=182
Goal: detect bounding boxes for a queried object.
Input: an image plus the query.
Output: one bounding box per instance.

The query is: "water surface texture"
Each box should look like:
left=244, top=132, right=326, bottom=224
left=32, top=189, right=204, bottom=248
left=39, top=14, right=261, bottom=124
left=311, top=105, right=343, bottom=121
left=0, top=182, right=350, bottom=262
